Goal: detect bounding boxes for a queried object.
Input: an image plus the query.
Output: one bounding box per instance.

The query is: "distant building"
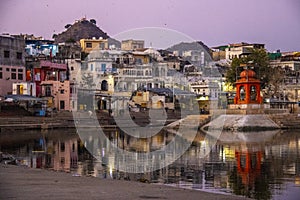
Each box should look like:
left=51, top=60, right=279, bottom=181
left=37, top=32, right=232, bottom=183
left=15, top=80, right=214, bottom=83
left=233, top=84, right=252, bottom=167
left=56, top=42, right=82, bottom=60
left=25, top=59, right=68, bottom=97
left=0, top=34, right=26, bottom=96
left=80, top=38, right=108, bottom=53
left=211, top=45, right=227, bottom=61
left=225, top=42, right=265, bottom=60
left=41, top=80, right=71, bottom=111
left=25, top=39, right=58, bottom=57
left=269, top=52, right=300, bottom=110
left=121, top=39, right=144, bottom=51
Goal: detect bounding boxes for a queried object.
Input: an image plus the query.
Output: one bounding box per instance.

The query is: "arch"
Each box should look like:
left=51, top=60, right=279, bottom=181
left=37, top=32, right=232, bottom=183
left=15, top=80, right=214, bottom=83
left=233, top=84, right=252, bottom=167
left=101, top=80, right=108, bottom=91
left=250, top=85, right=257, bottom=101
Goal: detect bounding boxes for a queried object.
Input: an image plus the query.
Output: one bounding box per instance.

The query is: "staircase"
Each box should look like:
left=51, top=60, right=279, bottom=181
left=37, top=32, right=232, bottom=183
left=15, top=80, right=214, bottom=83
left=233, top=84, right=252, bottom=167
left=269, top=113, right=300, bottom=129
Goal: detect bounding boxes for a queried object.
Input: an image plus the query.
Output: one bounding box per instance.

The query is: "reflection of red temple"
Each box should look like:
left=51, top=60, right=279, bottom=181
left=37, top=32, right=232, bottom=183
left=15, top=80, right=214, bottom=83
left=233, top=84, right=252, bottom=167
left=234, top=66, right=262, bottom=104
left=235, top=151, right=262, bottom=185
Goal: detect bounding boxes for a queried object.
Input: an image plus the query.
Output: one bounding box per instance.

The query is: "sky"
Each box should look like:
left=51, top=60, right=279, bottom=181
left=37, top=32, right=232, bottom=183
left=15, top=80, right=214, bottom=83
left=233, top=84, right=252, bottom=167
left=0, top=0, right=299, bottom=52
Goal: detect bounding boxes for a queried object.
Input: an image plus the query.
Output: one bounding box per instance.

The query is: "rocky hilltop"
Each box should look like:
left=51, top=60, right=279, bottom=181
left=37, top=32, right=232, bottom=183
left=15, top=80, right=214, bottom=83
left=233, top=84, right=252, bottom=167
left=54, top=18, right=109, bottom=43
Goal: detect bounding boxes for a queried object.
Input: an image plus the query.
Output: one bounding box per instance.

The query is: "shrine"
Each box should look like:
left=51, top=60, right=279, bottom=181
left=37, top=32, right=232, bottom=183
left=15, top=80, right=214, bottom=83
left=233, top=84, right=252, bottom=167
left=234, top=65, right=262, bottom=104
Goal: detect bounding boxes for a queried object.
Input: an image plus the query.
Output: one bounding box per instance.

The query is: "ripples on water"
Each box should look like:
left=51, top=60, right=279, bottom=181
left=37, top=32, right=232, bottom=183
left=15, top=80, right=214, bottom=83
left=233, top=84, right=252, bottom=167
left=0, top=128, right=299, bottom=200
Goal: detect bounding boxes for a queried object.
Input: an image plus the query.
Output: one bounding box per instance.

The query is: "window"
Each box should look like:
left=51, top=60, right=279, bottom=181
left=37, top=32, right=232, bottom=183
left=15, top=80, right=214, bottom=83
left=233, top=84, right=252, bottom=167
left=60, top=89, right=65, bottom=94
left=18, top=73, right=23, bottom=80
left=101, top=63, right=106, bottom=71
left=11, top=73, right=16, bottom=80
left=17, top=52, right=22, bottom=59
left=240, top=86, right=245, bottom=101
left=6, top=68, right=10, bottom=72
left=4, top=50, right=9, bottom=58
left=17, top=85, right=23, bottom=95
left=99, top=43, right=105, bottom=50
left=60, top=142, right=65, bottom=152
left=18, top=68, right=23, bottom=72
left=101, top=80, right=108, bottom=91
left=60, top=100, right=65, bottom=110
left=11, top=68, right=16, bottom=72
left=250, top=85, right=257, bottom=101
left=45, top=86, right=51, bottom=96
left=86, top=42, right=92, bottom=48
left=90, top=64, right=93, bottom=71
left=0, top=72, right=2, bottom=79
left=71, top=66, right=74, bottom=71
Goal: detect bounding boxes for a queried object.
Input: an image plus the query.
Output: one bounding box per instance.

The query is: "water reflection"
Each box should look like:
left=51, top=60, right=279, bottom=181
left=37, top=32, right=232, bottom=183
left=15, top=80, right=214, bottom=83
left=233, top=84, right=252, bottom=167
left=0, top=129, right=299, bottom=200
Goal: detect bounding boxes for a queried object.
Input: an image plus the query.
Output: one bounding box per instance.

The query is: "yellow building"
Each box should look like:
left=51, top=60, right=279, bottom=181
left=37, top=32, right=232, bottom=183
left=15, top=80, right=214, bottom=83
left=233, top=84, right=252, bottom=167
left=121, top=39, right=144, bottom=51
left=80, top=38, right=108, bottom=53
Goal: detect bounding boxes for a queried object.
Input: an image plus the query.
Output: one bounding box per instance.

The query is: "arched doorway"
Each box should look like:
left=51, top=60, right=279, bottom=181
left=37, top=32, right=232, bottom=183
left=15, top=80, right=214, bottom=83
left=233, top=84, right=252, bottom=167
left=101, top=80, right=108, bottom=91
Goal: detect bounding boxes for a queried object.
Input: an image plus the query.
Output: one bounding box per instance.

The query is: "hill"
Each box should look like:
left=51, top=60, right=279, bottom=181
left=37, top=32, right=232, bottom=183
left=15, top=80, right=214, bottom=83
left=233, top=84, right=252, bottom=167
left=166, top=41, right=213, bottom=67
left=54, top=18, right=109, bottom=43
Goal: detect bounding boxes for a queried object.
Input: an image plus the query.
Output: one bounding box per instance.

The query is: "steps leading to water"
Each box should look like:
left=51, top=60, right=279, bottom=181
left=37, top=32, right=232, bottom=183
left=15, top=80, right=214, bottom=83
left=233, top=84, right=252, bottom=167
left=269, top=113, right=300, bottom=129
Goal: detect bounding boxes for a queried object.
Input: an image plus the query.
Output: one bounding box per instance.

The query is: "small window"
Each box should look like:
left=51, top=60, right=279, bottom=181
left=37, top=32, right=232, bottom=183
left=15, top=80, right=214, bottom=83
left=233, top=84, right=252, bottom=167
left=11, top=68, right=16, bottom=72
left=71, top=66, right=74, bottom=71
left=11, top=73, right=16, bottom=80
left=60, top=142, right=65, bottom=152
left=60, top=89, right=65, bottom=94
left=0, top=72, right=2, bottom=79
left=18, top=68, right=23, bottom=72
left=101, top=63, right=106, bottom=71
left=0, top=67, right=2, bottom=71
left=17, top=52, right=22, bottom=59
left=45, top=86, right=51, bottom=96
left=4, top=50, right=9, bottom=58
left=18, top=73, right=23, bottom=80
left=60, top=100, right=65, bottom=110
left=6, top=68, right=10, bottom=72
left=86, top=42, right=92, bottom=48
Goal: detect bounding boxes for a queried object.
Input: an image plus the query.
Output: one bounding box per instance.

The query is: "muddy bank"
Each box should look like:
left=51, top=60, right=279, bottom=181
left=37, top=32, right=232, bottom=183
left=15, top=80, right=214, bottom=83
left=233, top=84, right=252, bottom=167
left=0, top=164, right=248, bottom=200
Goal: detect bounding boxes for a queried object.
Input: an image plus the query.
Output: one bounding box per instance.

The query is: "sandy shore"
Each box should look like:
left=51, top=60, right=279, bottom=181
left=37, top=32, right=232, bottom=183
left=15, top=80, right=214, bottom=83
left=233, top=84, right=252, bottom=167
left=0, top=164, right=249, bottom=200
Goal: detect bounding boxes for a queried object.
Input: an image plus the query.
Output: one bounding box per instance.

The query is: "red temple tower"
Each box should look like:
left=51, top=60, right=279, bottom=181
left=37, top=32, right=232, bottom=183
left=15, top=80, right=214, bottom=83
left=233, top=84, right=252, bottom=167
left=234, top=66, right=262, bottom=105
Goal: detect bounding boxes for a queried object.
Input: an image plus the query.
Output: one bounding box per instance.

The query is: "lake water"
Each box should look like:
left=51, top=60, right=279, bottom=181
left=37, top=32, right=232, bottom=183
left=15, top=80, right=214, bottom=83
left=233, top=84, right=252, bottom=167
left=0, top=128, right=299, bottom=200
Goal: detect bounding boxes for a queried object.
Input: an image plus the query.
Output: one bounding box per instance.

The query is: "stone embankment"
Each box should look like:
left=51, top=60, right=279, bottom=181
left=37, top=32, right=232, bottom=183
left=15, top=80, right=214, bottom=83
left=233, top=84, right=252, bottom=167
left=0, top=109, right=182, bottom=131
left=202, top=114, right=280, bottom=132
left=1, top=108, right=300, bottom=131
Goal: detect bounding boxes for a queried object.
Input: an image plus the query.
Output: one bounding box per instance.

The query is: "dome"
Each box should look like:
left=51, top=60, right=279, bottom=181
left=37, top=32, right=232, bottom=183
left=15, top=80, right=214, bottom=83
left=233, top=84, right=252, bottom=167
left=240, top=69, right=256, bottom=78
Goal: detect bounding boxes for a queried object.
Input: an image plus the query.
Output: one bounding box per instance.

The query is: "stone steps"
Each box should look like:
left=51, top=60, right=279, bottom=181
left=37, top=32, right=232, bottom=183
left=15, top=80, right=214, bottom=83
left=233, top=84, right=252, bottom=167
left=269, top=114, right=300, bottom=129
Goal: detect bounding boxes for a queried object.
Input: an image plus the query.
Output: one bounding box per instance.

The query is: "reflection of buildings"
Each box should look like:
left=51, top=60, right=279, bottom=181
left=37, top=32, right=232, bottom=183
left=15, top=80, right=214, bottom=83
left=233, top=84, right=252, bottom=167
left=2, top=129, right=299, bottom=198
left=5, top=133, right=79, bottom=173
left=51, top=137, right=78, bottom=172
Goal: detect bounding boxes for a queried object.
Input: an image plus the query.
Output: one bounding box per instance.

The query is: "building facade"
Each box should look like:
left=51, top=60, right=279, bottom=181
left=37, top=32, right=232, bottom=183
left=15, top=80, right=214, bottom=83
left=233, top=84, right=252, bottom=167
left=0, top=34, right=26, bottom=96
left=121, top=39, right=144, bottom=51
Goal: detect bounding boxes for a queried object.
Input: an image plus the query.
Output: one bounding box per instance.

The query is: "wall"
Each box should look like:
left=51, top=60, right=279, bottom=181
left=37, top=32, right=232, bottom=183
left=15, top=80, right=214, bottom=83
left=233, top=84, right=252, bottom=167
left=0, top=35, right=26, bottom=96
left=41, top=80, right=71, bottom=111
left=0, top=65, right=26, bottom=95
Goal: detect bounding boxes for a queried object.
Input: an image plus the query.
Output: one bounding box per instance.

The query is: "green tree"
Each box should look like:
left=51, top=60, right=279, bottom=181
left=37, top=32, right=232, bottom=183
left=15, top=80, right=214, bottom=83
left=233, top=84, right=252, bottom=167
left=225, top=48, right=270, bottom=89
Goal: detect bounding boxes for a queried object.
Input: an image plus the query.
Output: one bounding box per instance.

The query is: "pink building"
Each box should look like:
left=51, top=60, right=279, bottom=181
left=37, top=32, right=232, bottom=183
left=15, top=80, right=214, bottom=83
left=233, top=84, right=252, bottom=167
left=31, top=60, right=67, bottom=97
left=41, top=80, right=71, bottom=111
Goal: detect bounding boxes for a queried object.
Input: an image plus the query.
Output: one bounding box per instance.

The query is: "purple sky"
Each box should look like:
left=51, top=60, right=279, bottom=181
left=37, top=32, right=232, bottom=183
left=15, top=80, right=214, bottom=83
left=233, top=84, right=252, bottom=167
left=1, top=0, right=299, bottom=52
